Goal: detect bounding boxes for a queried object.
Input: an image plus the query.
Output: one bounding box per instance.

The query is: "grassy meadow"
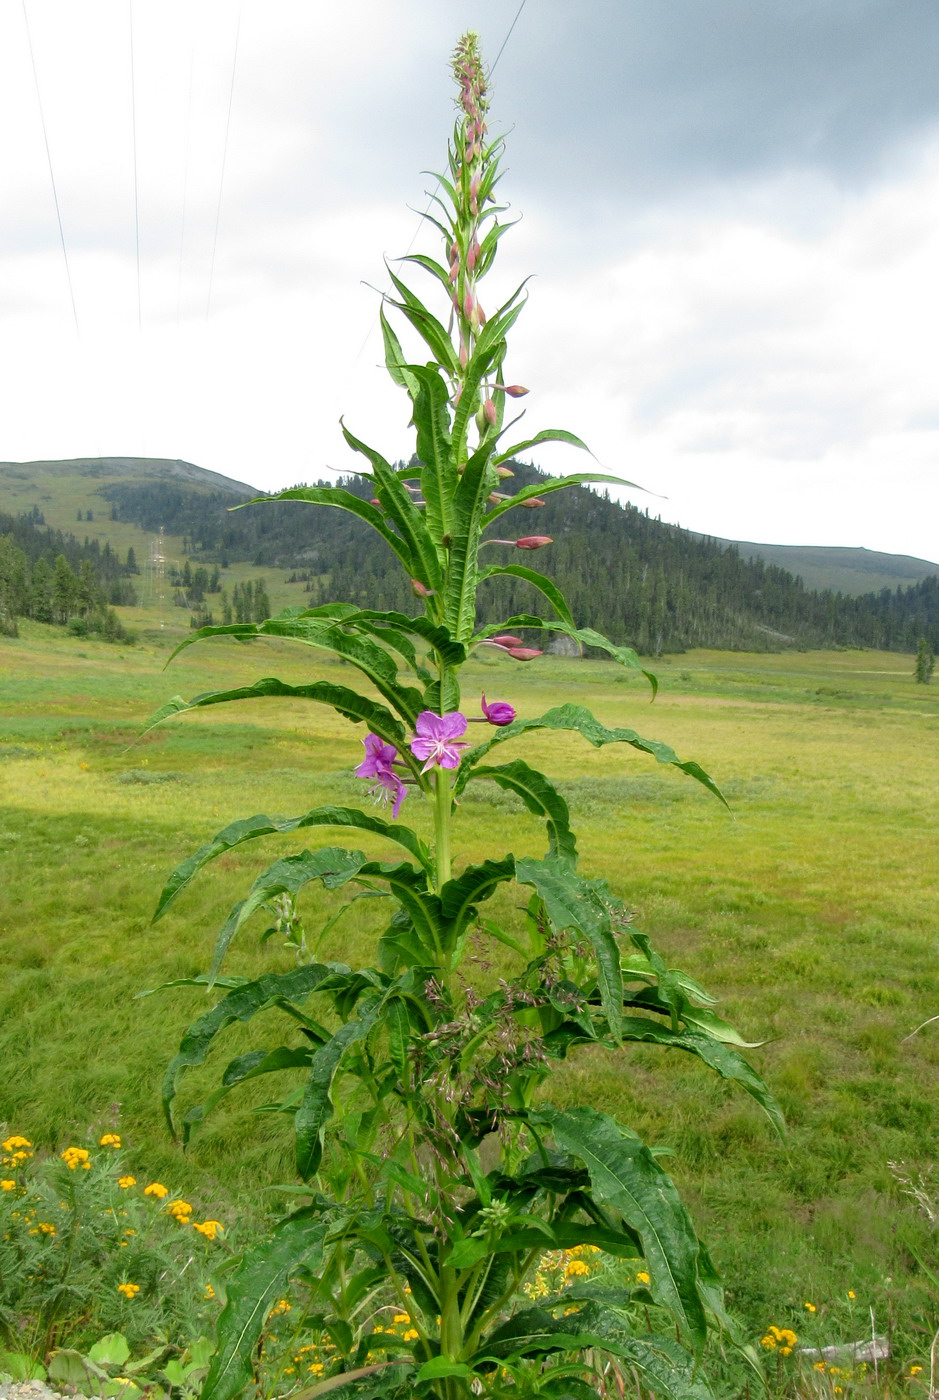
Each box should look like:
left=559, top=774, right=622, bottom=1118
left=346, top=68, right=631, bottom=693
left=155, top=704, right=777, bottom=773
left=2, top=620, right=939, bottom=1372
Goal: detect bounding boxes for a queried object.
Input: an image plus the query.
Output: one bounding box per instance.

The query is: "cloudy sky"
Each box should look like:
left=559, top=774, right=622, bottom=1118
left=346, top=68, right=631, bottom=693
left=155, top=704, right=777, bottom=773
left=2, top=0, right=938, bottom=560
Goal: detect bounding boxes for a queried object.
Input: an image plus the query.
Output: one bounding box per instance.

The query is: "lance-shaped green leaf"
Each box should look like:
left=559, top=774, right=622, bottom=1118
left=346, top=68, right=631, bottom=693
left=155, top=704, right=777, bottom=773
left=458, top=703, right=724, bottom=806
left=474, top=615, right=657, bottom=694
left=164, top=617, right=425, bottom=723
left=484, top=472, right=638, bottom=523
left=154, top=808, right=432, bottom=923
left=231, top=485, right=417, bottom=578
left=295, top=1000, right=384, bottom=1178
left=201, top=1210, right=327, bottom=1400
left=340, top=420, right=442, bottom=593
left=515, top=858, right=622, bottom=1042
left=623, top=984, right=765, bottom=1047
left=479, top=1304, right=712, bottom=1400
left=615, top=1018, right=784, bottom=1137
left=445, top=441, right=498, bottom=642
left=379, top=305, right=418, bottom=395
left=181, top=1045, right=318, bottom=1145
left=478, top=564, right=576, bottom=629
left=385, top=264, right=460, bottom=373
left=468, top=760, right=577, bottom=863
left=492, top=428, right=591, bottom=468
left=162, top=964, right=343, bottom=1131
left=405, top=364, right=455, bottom=546
left=340, top=610, right=466, bottom=669
left=439, top=854, right=517, bottom=952
left=451, top=337, right=505, bottom=469
left=208, top=847, right=370, bottom=977
left=141, top=678, right=407, bottom=753
left=358, top=859, right=443, bottom=960
left=539, top=1107, right=707, bottom=1348
left=398, top=251, right=451, bottom=295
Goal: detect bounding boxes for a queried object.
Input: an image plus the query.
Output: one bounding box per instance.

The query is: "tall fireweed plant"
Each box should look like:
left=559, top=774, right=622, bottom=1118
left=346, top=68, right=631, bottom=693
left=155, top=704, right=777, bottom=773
left=146, top=34, right=782, bottom=1400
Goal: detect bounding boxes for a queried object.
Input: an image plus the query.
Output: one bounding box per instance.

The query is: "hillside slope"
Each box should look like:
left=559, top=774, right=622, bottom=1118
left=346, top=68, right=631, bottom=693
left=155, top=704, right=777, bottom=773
left=2, top=456, right=937, bottom=654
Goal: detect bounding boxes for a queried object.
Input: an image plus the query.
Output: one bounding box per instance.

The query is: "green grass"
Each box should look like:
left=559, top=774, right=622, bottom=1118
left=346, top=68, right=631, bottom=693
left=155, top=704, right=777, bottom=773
left=2, top=626, right=939, bottom=1379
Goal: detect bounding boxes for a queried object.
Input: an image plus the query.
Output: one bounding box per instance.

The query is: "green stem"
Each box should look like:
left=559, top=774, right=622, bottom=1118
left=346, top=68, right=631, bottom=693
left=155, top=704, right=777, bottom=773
left=434, top=766, right=452, bottom=893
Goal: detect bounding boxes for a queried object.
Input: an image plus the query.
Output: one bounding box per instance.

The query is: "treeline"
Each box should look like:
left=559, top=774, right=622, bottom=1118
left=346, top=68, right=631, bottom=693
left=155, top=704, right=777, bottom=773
left=0, top=510, right=137, bottom=640
left=59, top=470, right=939, bottom=654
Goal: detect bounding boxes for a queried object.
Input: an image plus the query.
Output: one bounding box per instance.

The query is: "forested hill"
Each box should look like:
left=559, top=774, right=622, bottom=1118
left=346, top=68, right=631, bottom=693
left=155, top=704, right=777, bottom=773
left=90, top=463, right=938, bottom=655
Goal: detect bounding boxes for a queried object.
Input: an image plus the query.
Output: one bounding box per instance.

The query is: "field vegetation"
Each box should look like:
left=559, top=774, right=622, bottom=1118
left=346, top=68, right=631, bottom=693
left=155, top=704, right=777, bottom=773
left=2, top=621, right=938, bottom=1390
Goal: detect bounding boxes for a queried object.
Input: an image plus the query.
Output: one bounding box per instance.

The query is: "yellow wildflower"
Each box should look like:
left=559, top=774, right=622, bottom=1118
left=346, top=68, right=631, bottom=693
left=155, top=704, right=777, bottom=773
left=167, top=1198, right=193, bottom=1220
left=118, top=1176, right=136, bottom=1189
left=848, top=1290, right=856, bottom=1300
left=99, top=1133, right=122, bottom=1148
left=393, top=1313, right=411, bottom=1325
left=1, top=1136, right=31, bottom=1152
left=1, top=1180, right=15, bottom=1191
left=402, top=1328, right=419, bottom=1341
left=38, top=1222, right=56, bottom=1235
left=117, top=1282, right=140, bottom=1299
left=911, top=1365, right=923, bottom=1375
left=804, top=1301, right=816, bottom=1313
left=814, top=1362, right=827, bottom=1372
left=780, top=1346, right=792, bottom=1356
left=7, top=1152, right=30, bottom=1165
left=61, top=1147, right=91, bottom=1171
left=564, top=1258, right=591, bottom=1277
left=192, top=1219, right=223, bottom=1239
left=268, top=1299, right=292, bottom=1317
left=635, top=1271, right=651, bottom=1285
left=204, top=1285, right=216, bottom=1300
left=761, top=1336, right=777, bottom=1351
left=144, top=1182, right=168, bottom=1199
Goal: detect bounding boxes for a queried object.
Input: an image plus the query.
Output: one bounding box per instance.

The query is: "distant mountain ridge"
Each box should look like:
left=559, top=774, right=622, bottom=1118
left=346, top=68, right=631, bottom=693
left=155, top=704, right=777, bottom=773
left=704, top=537, right=939, bottom=597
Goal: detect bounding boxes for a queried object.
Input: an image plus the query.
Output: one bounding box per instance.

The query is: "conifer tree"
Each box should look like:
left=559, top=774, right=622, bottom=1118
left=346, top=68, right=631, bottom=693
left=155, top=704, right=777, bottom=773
left=915, top=636, right=935, bottom=684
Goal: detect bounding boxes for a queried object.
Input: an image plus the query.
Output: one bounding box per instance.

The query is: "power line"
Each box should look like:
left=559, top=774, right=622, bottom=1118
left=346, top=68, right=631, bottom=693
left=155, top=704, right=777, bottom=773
left=129, top=0, right=141, bottom=330
left=206, top=3, right=243, bottom=319
left=176, top=29, right=196, bottom=323
left=20, top=0, right=79, bottom=336
left=491, top=0, right=528, bottom=73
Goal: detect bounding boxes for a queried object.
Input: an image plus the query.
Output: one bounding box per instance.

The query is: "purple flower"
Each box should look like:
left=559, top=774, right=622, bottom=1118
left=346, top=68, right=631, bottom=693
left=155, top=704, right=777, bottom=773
left=481, top=693, right=516, bottom=726
left=355, top=732, right=398, bottom=780
left=368, top=769, right=407, bottom=819
left=409, top=710, right=470, bottom=773
left=355, top=732, right=406, bottom=819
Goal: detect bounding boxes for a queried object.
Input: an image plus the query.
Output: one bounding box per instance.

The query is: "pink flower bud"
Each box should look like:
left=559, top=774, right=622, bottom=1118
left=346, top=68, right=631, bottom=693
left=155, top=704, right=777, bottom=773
left=496, top=465, right=515, bottom=478
left=481, top=693, right=516, bottom=725
left=459, top=342, right=468, bottom=367
left=369, top=498, right=382, bottom=509
left=476, top=301, right=487, bottom=325
left=463, top=290, right=475, bottom=321
left=449, top=261, right=459, bottom=284
left=520, top=497, right=545, bottom=508
left=515, top=536, right=553, bottom=549
left=504, top=384, right=529, bottom=398
left=490, top=634, right=524, bottom=647
left=467, top=240, right=481, bottom=273
left=465, top=142, right=475, bottom=165
left=450, top=240, right=459, bottom=261
left=487, top=491, right=510, bottom=504
left=453, top=385, right=462, bottom=406
left=411, top=578, right=435, bottom=598
left=483, top=397, right=497, bottom=426
left=507, top=647, right=542, bottom=661
left=470, top=176, right=480, bottom=201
